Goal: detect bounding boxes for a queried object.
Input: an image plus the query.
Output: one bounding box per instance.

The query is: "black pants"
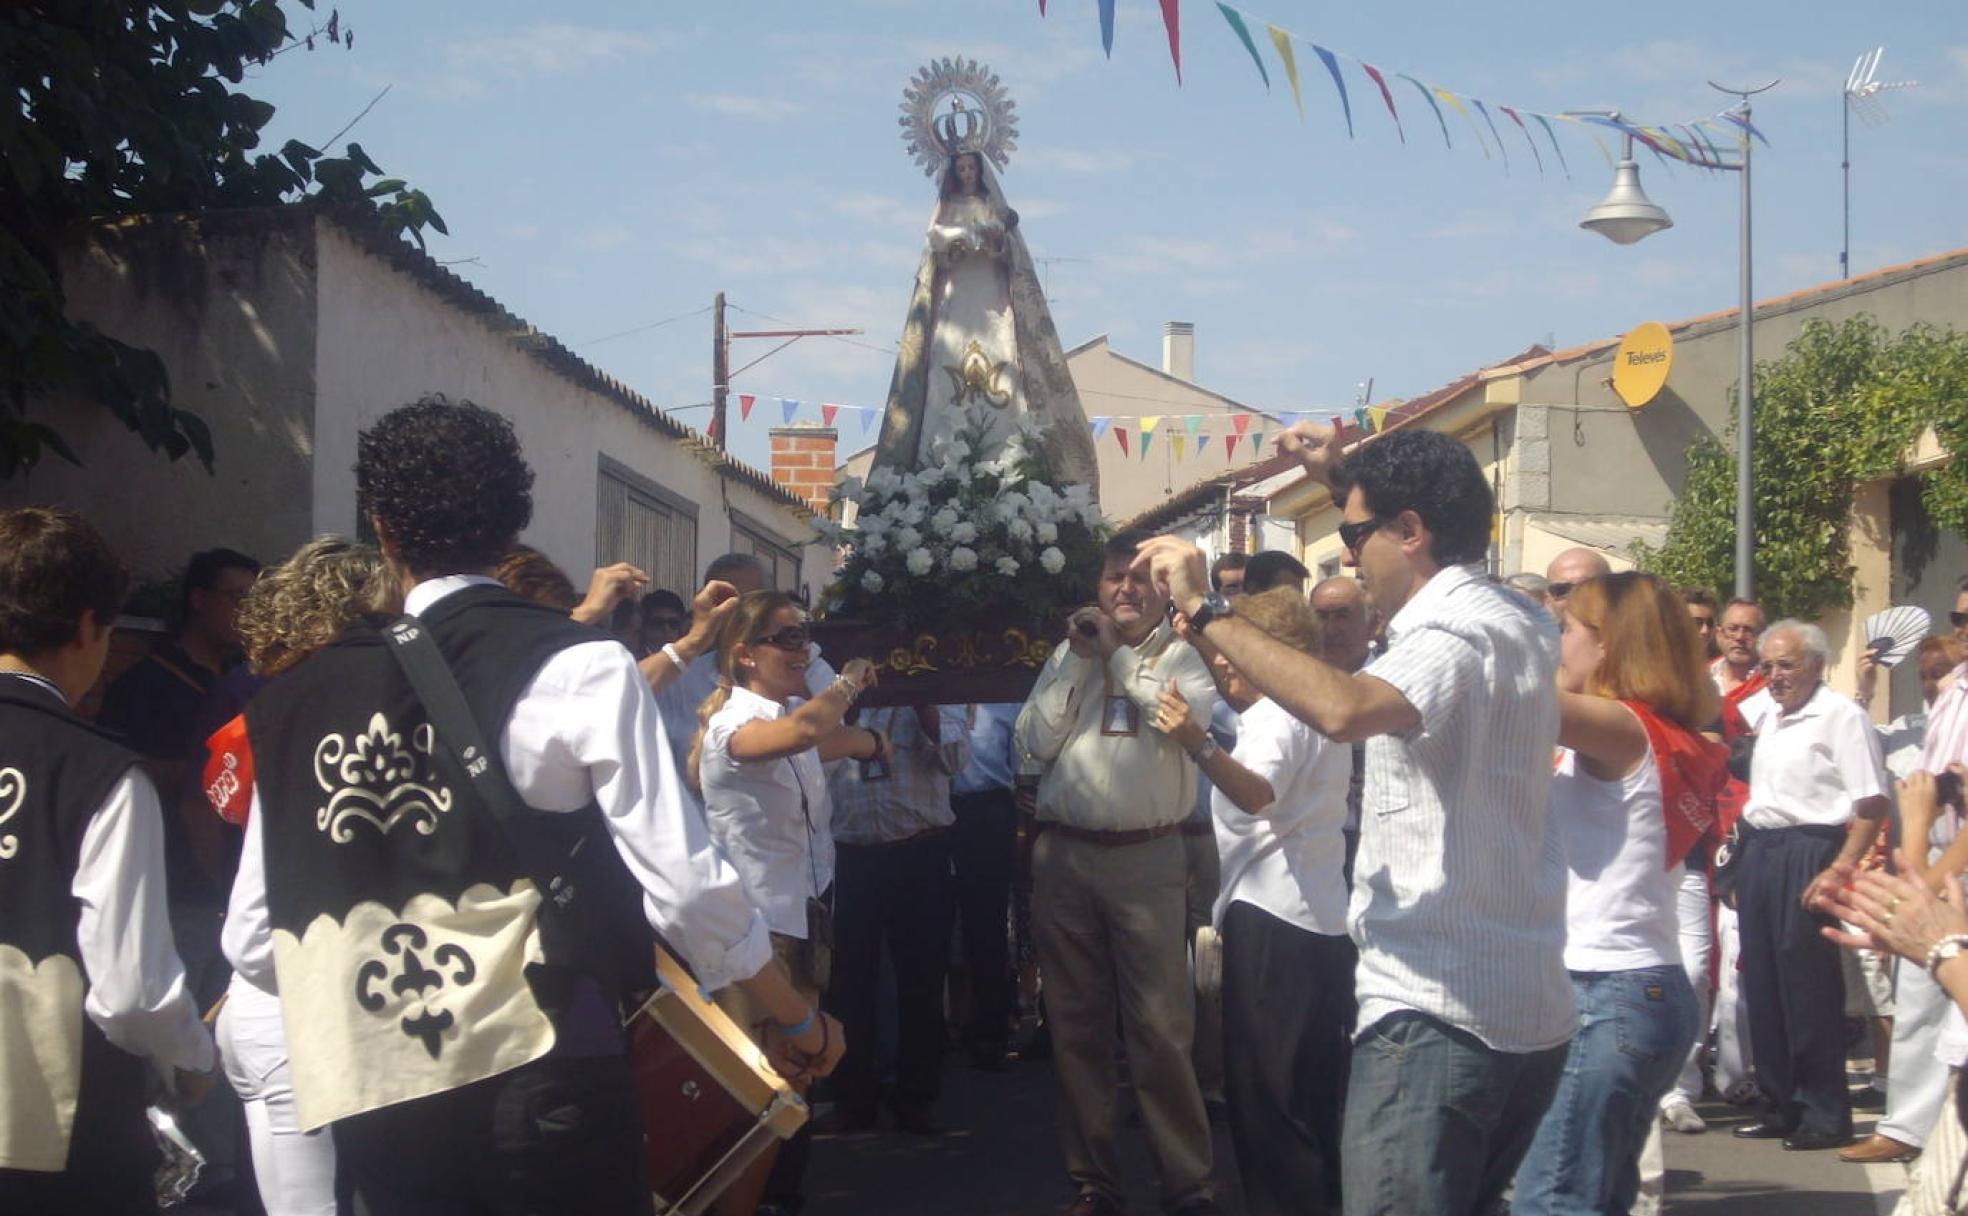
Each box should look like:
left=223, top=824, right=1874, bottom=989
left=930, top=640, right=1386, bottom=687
left=1736, top=824, right=1851, bottom=1138
left=1220, top=901, right=1356, bottom=1216
left=331, top=1054, right=649, bottom=1215
left=952, top=788, right=1019, bottom=1050
left=828, top=832, right=956, bottom=1114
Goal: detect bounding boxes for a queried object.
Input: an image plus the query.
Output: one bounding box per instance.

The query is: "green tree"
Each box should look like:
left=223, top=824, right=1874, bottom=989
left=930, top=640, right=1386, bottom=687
left=0, top=0, right=444, bottom=479
left=1638, top=316, right=1968, bottom=620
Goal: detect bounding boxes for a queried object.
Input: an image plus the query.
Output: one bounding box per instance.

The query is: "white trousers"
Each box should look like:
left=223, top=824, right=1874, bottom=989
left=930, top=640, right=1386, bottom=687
left=1897, top=1071, right=1968, bottom=1215
left=1664, top=865, right=1713, bottom=1106
left=1882, top=958, right=1954, bottom=1148
left=1713, top=902, right=1755, bottom=1093
left=216, top=979, right=337, bottom=1216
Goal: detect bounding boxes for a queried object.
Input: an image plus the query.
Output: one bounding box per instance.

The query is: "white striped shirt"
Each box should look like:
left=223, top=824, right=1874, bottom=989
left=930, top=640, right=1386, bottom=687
left=828, top=705, right=973, bottom=846
left=1351, top=563, right=1575, bottom=1053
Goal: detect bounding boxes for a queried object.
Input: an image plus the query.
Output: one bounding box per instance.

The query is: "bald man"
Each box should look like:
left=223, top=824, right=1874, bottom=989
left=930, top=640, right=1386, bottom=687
left=1544, top=547, right=1612, bottom=617
left=1310, top=577, right=1375, bottom=676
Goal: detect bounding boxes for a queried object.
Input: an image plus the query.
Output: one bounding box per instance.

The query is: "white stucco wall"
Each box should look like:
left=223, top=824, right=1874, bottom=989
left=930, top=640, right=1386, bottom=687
left=311, top=220, right=826, bottom=596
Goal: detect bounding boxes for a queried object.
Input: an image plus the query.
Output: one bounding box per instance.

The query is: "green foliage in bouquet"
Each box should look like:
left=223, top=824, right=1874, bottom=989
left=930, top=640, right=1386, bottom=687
left=819, top=409, right=1107, bottom=632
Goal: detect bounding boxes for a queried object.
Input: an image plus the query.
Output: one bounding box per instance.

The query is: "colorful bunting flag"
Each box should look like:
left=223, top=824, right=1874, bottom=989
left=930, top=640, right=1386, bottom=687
left=1091, top=416, right=1113, bottom=441
left=1171, top=433, right=1188, bottom=462
left=1311, top=44, right=1352, bottom=138
left=1267, top=26, right=1302, bottom=121
left=1359, top=62, right=1404, bottom=143
left=1223, top=434, right=1239, bottom=460
left=1098, top=0, right=1116, bottom=56
left=1216, top=3, right=1268, bottom=88
left=779, top=398, right=800, bottom=425
left=1250, top=430, right=1265, bottom=454
left=1399, top=75, right=1451, bottom=147
left=1433, top=88, right=1487, bottom=158
left=821, top=403, right=840, bottom=426
left=1184, top=414, right=1204, bottom=438
left=1159, top=0, right=1182, bottom=84
left=861, top=407, right=879, bottom=434
left=1231, top=414, right=1252, bottom=436
left=1498, top=105, right=1543, bottom=176
left=1470, top=98, right=1509, bottom=172
left=1114, top=426, right=1131, bottom=457
left=1532, top=111, right=1572, bottom=178
left=1367, top=403, right=1391, bottom=432
left=1140, top=427, right=1154, bottom=459
left=739, top=394, right=756, bottom=422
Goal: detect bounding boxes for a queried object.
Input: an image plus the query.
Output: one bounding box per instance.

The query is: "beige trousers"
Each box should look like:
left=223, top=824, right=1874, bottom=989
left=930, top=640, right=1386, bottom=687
left=1033, top=829, right=1213, bottom=1205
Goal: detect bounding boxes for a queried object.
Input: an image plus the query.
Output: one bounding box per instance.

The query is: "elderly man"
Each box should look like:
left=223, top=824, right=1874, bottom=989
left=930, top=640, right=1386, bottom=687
left=1018, top=531, right=1221, bottom=1216
left=1311, top=576, right=1376, bottom=878
left=1732, top=621, right=1890, bottom=1150
left=1715, top=598, right=1768, bottom=699
left=1543, top=547, right=1611, bottom=617
left=1137, top=425, right=1571, bottom=1216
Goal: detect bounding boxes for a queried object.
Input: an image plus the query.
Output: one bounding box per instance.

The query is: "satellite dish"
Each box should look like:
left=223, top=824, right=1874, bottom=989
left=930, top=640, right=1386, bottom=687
left=1612, top=322, right=1673, bottom=409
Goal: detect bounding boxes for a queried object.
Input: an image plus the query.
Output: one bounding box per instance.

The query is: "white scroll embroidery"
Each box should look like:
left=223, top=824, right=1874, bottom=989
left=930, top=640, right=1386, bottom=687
left=0, top=768, right=22, bottom=860
left=312, top=713, right=453, bottom=842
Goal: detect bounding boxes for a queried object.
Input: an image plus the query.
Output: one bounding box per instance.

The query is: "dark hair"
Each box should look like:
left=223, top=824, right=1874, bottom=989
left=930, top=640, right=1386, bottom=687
left=356, top=395, right=533, bottom=575
left=1103, top=531, right=1149, bottom=565
left=1329, top=432, right=1493, bottom=566
left=1210, top=552, right=1249, bottom=589
left=493, top=545, right=578, bottom=611
left=178, top=547, right=261, bottom=619
left=705, top=553, right=767, bottom=585
left=1243, top=550, right=1310, bottom=594
left=0, top=507, right=130, bottom=654
left=1723, top=597, right=1762, bottom=616
left=643, top=590, right=686, bottom=617
left=1679, top=587, right=1718, bottom=610
left=939, top=151, right=986, bottom=200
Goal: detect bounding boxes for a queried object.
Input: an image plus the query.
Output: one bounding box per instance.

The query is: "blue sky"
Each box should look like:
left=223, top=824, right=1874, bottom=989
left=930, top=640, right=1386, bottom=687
left=246, top=1, right=1967, bottom=478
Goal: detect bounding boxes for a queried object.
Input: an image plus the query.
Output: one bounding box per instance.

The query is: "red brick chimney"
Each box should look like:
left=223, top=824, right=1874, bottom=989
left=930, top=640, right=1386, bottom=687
left=769, top=424, right=839, bottom=514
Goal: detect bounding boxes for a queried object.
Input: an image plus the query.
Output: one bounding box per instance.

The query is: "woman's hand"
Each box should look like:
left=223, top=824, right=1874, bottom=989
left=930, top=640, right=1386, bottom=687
left=1152, top=680, right=1205, bottom=751
left=1820, top=848, right=1968, bottom=964
left=840, top=658, right=878, bottom=692
left=765, top=1011, right=846, bottom=1083
left=1902, top=770, right=1941, bottom=840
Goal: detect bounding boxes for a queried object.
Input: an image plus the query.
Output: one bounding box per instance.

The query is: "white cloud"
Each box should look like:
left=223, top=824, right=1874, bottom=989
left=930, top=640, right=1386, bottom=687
left=685, top=93, right=800, bottom=120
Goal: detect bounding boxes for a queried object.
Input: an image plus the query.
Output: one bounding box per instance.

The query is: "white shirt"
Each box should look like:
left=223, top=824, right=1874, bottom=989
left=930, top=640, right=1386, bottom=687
left=1742, top=684, right=1889, bottom=830
left=828, top=706, right=971, bottom=846
left=699, top=685, right=834, bottom=938
left=1551, top=743, right=1682, bottom=972
left=223, top=576, right=772, bottom=994
left=1735, top=688, right=1778, bottom=734
left=1351, top=563, right=1575, bottom=1053
left=1211, top=697, right=1352, bottom=936
left=657, top=650, right=836, bottom=789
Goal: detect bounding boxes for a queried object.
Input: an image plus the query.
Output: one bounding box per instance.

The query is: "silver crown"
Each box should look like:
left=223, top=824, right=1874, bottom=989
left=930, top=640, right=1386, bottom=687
left=899, top=57, right=1018, bottom=179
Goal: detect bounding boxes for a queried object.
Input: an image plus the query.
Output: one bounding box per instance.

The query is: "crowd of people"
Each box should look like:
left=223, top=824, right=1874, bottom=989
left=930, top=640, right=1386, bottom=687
left=10, top=394, right=1968, bottom=1216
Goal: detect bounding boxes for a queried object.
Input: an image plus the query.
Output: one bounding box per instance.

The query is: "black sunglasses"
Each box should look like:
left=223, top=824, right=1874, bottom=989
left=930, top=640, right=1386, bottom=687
left=1952, top=612, right=1968, bottom=629
left=1337, top=517, right=1384, bottom=555
left=750, top=625, right=811, bottom=652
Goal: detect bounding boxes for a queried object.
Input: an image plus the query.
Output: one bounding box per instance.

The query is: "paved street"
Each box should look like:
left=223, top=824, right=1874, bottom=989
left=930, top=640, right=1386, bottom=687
left=806, top=1055, right=1901, bottom=1216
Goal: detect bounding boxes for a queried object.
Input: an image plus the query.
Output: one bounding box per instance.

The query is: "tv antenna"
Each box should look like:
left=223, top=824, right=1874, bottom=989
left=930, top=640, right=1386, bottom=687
left=1842, top=47, right=1917, bottom=279
left=1034, top=255, right=1090, bottom=304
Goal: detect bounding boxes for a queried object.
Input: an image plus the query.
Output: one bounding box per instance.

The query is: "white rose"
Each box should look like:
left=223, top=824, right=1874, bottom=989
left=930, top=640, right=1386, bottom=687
left=1040, top=546, right=1066, bottom=574
left=1036, top=522, right=1058, bottom=544
left=895, top=525, right=924, bottom=551
left=861, top=570, right=885, bottom=593
left=1007, top=517, right=1034, bottom=543
left=995, top=556, right=1020, bottom=576
left=950, top=521, right=978, bottom=545
left=907, top=548, right=934, bottom=576
left=930, top=507, right=960, bottom=533
left=860, top=533, right=886, bottom=557
left=949, top=546, right=979, bottom=572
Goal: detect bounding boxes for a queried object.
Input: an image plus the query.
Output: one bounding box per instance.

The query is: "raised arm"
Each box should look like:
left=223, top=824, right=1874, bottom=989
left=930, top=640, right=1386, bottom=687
left=727, top=659, right=887, bottom=765
left=637, top=579, right=739, bottom=693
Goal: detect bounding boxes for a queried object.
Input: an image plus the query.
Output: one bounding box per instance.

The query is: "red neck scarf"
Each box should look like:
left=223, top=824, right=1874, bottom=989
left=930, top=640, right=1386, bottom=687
left=1622, top=700, right=1732, bottom=869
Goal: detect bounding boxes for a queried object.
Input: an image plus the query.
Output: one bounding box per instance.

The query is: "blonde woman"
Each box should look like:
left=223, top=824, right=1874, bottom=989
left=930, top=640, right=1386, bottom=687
left=690, top=590, right=884, bottom=1216
left=212, top=537, right=397, bottom=1216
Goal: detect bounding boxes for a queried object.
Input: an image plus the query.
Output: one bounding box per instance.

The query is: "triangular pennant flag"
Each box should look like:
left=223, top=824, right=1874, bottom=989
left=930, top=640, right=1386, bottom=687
left=1266, top=26, right=1302, bottom=121
left=1311, top=45, right=1352, bottom=138
left=1183, top=414, right=1203, bottom=438
left=1354, top=407, right=1370, bottom=432
left=1140, top=428, right=1154, bottom=459
left=1367, top=404, right=1392, bottom=433
left=1091, top=416, right=1113, bottom=441
left=1499, top=106, right=1544, bottom=177
left=1250, top=430, right=1265, bottom=455
left=1216, top=3, right=1268, bottom=88
left=1224, top=434, right=1239, bottom=460
left=1140, top=415, right=1163, bottom=435
left=1553, top=114, right=1615, bottom=169
left=739, top=393, right=756, bottom=422
left=1231, top=413, right=1252, bottom=436
left=706, top=415, right=719, bottom=444
left=1400, top=75, right=1451, bottom=148
left=1115, top=426, right=1131, bottom=457
left=1171, top=433, right=1188, bottom=462
left=1718, top=108, right=1769, bottom=147
left=1360, top=62, right=1404, bottom=143
left=1097, top=0, right=1116, bottom=56
left=1470, top=99, right=1509, bottom=173
left=1038, top=0, right=1046, bottom=13
left=1531, top=112, right=1571, bottom=179
left=821, top=403, right=840, bottom=427
left=860, top=407, right=879, bottom=434
left=780, top=398, right=800, bottom=425
left=1433, top=89, right=1488, bottom=159
left=1158, top=0, right=1181, bottom=84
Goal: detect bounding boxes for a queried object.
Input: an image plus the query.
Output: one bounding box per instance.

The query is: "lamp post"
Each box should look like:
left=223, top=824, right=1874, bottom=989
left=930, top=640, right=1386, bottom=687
left=1577, top=86, right=1776, bottom=600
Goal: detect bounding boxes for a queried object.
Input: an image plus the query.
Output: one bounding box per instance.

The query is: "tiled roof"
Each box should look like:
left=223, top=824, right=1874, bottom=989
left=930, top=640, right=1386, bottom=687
left=1122, top=450, right=1298, bottom=532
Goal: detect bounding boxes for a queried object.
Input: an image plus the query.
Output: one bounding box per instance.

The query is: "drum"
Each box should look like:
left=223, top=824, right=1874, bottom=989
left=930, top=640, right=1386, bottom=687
left=629, top=945, right=809, bottom=1215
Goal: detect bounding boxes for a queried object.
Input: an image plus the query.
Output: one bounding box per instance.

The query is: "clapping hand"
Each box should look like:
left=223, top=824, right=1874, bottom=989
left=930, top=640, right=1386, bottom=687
left=1820, top=848, right=1968, bottom=966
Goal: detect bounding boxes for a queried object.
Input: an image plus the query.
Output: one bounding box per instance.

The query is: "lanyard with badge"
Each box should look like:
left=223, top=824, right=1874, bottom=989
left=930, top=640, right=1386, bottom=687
left=859, top=707, right=895, bottom=783
left=783, top=755, right=834, bottom=990
left=1100, top=671, right=1140, bottom=737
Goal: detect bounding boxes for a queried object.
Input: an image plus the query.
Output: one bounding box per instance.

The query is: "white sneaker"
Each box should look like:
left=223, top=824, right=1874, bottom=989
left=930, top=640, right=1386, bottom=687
left=1661, top=1098, right=1707, bottom=1134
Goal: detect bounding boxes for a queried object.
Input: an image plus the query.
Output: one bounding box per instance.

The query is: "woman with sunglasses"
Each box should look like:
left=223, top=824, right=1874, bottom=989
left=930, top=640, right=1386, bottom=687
left=1512, top=572, right=1729, bottom=1216
left=688, top=590, right=888, bottom=1216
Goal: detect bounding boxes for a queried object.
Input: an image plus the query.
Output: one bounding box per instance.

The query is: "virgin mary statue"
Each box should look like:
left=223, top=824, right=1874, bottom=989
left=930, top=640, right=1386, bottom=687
left=873, top=60, right=1099, bottom=497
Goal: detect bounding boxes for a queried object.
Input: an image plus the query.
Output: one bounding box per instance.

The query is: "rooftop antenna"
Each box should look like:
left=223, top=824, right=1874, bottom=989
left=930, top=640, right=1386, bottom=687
left=1842, top=47, right=1917, bottom=279
left=1034, top=255, right=1090, bottom=305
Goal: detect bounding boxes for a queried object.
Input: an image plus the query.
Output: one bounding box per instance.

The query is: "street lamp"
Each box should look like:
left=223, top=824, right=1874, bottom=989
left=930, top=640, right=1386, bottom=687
left=1577, top=85, right=1777, bottom=600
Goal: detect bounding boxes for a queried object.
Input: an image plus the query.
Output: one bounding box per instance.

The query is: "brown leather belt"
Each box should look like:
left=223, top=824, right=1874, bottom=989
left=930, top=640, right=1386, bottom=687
left=838, top=826, right=952, bottom=850
left=1040, top=821, right=1183, bottom=847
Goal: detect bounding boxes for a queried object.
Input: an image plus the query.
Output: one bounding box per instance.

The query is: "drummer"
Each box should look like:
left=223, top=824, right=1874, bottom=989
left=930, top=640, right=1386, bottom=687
left=226, top=397, right=841, bottom=1213
left=690, top=590, right=892, bottom=1216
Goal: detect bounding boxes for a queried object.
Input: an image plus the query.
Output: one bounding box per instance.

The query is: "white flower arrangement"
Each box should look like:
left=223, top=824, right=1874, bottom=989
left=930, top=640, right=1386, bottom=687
left=820, top=407, right=1107, bottom=631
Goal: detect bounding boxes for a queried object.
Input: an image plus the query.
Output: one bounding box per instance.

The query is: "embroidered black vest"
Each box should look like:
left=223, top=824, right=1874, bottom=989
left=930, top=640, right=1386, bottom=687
left=246, top=585, right=624, bottom=1129
left=0, top=677, right=148, bottom=1172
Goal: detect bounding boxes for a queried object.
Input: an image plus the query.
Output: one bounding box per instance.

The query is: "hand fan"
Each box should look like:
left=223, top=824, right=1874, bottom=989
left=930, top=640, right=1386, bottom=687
left=1863, top=605, right=1932, bottom=668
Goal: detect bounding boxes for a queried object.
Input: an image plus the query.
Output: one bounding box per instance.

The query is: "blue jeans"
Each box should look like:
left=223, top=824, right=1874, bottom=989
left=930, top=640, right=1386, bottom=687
left=1340, top=1012, right=1569, bottom=1216
left=1512, top=966, right=1700, bottom=1215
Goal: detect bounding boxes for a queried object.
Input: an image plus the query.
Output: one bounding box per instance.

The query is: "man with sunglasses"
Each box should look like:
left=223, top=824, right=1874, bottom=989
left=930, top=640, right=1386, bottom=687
left=1542, top=547, right=1611, bottom=619
left=1136, top=423, right=1571, bottom=1216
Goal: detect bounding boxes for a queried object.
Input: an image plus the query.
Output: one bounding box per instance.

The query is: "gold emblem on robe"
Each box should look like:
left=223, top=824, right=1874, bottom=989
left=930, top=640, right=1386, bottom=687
left=944, top=339, right=1012, bottom=409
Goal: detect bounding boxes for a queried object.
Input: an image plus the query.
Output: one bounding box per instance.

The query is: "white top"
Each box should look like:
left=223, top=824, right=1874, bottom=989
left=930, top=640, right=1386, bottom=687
left=224, top=576, right=773, bottom=994
left=1742, top=684, right=1889, bottom=830
left=1735, top=688, right=1778, bottom=734
left=1551, top=742, right=1682, bottom=972
left=657, top=650, right=835, bottom=794
left=699, top=685, right=834, bottom=938
left=1211, top=697, right=1352, bottom=936
left=1351, top=563, right=1575, bottom=1053
left=828, top=705, right=971, bottom=846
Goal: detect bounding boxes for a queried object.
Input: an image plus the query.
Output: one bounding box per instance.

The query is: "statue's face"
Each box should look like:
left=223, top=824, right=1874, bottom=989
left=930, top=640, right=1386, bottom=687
left=955, top=155, right=980, bottom=192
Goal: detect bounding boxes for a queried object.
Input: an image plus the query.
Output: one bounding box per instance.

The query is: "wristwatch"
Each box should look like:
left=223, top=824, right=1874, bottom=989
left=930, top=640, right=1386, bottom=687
left=1191, top=736, right=1220, bottom=763
left=1927, top=933, right=1968, bottom=975
left=1188, top=591, right=1234, bottom=634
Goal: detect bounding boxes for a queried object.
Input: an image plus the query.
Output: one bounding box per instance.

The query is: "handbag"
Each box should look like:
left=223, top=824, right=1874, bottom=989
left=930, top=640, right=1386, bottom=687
left=1710, top=824, right=1745, bottom=906
left=382, top=616, right=659, bottom=997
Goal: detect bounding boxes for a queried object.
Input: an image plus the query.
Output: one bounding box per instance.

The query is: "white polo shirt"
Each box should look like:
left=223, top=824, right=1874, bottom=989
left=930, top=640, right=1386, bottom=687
left=699, top=686, right=834, bottom=939
left=1741, top=684, right=1888, bottom=830
left=1211, top=697, right=1352, bottom=936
